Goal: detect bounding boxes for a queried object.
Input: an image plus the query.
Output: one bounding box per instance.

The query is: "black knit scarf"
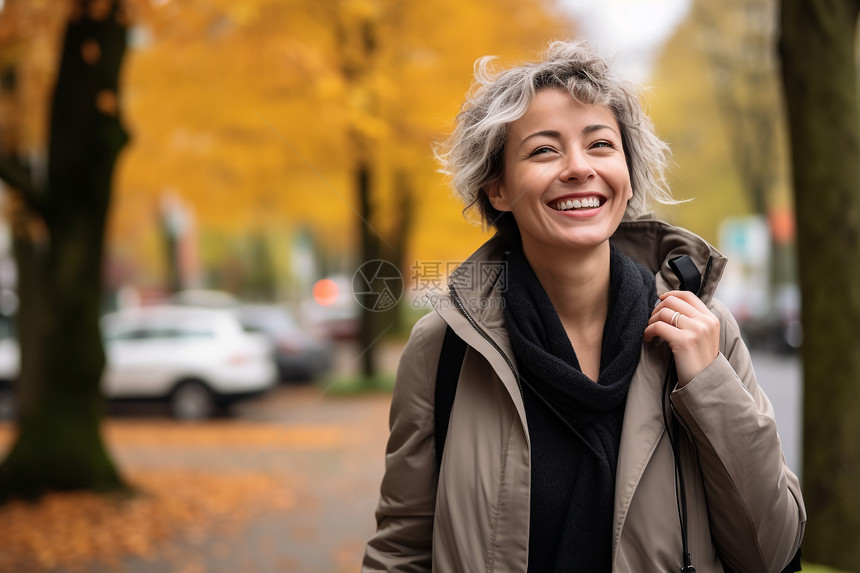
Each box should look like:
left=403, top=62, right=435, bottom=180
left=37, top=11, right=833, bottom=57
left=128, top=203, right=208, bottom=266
left=502, top=244, right=656, bottom=572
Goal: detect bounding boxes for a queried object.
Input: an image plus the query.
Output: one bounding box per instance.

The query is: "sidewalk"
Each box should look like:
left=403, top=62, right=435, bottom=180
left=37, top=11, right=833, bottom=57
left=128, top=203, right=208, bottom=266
left=0, top=385, right=394, bottom=573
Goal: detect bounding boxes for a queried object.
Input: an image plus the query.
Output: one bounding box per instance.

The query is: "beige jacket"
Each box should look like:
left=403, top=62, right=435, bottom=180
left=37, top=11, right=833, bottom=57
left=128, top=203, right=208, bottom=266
left=363, top=219, right=806, bottom=572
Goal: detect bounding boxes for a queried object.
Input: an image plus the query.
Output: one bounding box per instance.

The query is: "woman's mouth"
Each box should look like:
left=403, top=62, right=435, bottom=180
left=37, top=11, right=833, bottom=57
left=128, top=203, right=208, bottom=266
left=550, top=196, right=605, bottom=212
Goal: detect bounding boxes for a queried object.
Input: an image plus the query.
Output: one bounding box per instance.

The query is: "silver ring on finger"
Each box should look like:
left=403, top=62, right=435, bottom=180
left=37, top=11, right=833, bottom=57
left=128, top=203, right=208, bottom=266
left=671, top=311, right=682, bottom=328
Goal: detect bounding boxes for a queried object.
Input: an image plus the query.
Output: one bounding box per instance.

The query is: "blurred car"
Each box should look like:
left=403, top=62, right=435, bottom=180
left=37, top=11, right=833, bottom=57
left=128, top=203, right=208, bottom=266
left=731, top=284, right=802, bottom=354
left=167, top=289, right=240, bottom=309
left=300, top=275, right=360, bottom=340
left=236, top=304, right=332, bottom=383
left=101, top=305, right=277, bottom=420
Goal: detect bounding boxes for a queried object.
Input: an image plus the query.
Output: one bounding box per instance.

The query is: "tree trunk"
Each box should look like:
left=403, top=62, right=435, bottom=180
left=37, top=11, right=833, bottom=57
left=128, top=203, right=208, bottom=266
left=0, top=0, right=128, bottom=499
left=357, top=161, right=379, bottom=379
left=162, top=223, right=182, bottom=294
left=379, top=170, right=413, bottom=335
left=778, top=0, right=860, bottom=566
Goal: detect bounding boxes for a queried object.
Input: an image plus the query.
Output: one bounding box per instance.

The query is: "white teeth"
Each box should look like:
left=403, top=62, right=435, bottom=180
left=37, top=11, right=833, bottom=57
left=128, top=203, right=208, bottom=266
left=554, top=197, right=602, bottom=211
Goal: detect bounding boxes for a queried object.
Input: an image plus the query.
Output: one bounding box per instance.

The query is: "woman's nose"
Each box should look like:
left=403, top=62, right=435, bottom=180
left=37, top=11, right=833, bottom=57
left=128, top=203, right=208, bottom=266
left=558, top=149, right=596, bottom=182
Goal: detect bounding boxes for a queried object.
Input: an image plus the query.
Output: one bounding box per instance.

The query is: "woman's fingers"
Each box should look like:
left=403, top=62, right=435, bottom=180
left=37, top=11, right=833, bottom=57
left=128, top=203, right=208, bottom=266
left=652, top=290, right=707, bottom=318
left=648, top=306, right=692, bottom=329
left=645, top=290, right=721, bottom=386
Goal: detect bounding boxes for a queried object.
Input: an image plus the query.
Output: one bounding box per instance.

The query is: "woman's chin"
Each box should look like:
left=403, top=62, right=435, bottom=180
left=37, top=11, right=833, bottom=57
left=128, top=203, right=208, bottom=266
left=522, top=231, right=613, bottom=254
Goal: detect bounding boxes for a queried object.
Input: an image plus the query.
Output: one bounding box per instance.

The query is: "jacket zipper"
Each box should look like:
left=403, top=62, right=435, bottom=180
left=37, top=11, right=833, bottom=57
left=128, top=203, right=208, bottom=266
left=449, top=285, right=525, bottom=402
left=450, top=285, right=606, bottom=461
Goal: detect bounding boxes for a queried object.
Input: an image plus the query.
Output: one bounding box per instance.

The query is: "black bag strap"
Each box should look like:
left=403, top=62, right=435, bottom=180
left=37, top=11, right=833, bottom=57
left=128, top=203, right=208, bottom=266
left=434, top=325, right=468, bottom=469
left=782, top=548, right=802, bottom=572
left=669, top=255, right=702, bottom=295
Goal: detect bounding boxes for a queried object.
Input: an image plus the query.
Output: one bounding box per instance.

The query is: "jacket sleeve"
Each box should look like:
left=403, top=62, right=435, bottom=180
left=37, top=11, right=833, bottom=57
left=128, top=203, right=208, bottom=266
left=362, top=313, right=445, bottom=572
left=670, top=299, right=806, bottom=573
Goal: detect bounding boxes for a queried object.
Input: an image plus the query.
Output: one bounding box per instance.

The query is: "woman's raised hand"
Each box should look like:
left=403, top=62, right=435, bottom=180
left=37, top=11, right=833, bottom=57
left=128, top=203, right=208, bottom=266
left=643, top=290, right=720, bottom=386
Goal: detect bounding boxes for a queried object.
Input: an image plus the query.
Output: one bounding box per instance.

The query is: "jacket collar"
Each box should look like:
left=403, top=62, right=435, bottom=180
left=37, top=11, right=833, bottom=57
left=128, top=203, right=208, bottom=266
left=610, top=217, right=726, bottom=304
left=439, top=217, right=726, bottom=319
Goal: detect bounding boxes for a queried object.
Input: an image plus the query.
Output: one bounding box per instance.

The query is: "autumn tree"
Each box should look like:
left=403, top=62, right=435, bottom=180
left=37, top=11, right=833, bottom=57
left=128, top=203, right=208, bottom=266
left=649, top=16, right=752, bottom=244
left=693, top=0, right=785, bottom=217
left=326, top=0, right=389, bottom=378
left=779, top=0, right=860, bottom=566
left=0, top=0, right=127, bottom=497
left=312, top=0, right=571, bottom=377
left=680, top=0, right=797, bottom=327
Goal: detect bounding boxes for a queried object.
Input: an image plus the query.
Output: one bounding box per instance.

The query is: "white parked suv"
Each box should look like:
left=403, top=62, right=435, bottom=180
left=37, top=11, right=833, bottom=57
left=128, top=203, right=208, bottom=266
left=101, top=305, right=277, bottom=419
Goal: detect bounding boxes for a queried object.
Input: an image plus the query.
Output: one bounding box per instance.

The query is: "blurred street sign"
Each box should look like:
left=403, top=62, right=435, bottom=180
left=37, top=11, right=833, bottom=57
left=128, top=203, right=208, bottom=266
left=716, top=215, right=771, bottom=321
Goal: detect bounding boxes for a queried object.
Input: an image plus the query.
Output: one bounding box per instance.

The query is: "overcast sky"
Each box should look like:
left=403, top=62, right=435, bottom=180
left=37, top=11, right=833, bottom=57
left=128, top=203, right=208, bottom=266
left=557, top=0, right=692, bottom=82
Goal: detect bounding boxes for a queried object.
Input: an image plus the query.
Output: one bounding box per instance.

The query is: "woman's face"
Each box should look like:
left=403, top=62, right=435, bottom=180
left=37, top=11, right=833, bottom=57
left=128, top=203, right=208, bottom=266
left=488, top=88, right=632, bottom=254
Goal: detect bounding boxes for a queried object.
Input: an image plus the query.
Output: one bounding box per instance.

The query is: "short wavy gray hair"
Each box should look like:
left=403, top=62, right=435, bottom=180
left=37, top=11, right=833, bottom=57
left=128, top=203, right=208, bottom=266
left=436, top=40, right=674, bottom=233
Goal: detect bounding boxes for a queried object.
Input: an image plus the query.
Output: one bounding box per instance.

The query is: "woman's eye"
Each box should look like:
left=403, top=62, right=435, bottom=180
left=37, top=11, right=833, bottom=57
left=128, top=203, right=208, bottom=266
left=590, top=140, right=615, bottom=149
left=529, top=146, right=555, bottom=157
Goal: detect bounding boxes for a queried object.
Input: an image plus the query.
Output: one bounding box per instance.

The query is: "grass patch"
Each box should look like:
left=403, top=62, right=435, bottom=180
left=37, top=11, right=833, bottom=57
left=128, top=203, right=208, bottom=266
left=323, top=373, right=396, bottom=396
left=802, top=564, right=854, bottom=573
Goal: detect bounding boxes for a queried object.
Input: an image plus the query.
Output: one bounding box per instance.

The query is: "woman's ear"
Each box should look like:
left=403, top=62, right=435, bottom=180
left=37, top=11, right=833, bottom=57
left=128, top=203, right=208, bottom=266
left=486, top=180, right=512, bottom=212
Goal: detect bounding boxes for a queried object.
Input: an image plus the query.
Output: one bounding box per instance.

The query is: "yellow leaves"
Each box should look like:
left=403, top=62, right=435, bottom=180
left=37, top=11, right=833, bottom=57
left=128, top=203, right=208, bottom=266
left=314, top=72, right=346, bottom=99
left=0, top=470, right=297, bottom=573
left=224, top=2, right=259, bottom=27
left=100, top=0, right=577, bottom=280
left=0, top=417, right=350, bottom=572
left=348, top=107, right=389, bottom=144
left=649, top=6, right=791, bottom=245
left=102, top=420, right=348, bottom=449
left=346, top=85, right=375, bottom=116
left=341, top=0, right=380, bottom=21
left=167, top=127, right=215, bottom=155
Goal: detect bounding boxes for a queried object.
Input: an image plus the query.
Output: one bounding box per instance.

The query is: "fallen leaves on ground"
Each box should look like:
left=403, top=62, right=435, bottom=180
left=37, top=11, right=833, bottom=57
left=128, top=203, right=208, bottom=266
left=0, top=389, right=390, bottom=572
left=0, top=469, right=296, bottom=573
left=0, top=420, right=349, bottom=452
left=106, top=420, right=349, bottom=449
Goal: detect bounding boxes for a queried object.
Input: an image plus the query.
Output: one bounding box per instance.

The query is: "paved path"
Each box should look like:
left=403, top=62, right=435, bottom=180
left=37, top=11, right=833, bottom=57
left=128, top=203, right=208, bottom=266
left=750, top=351, right=802, bottom=478
left=108, top=387, right=391, bottom=573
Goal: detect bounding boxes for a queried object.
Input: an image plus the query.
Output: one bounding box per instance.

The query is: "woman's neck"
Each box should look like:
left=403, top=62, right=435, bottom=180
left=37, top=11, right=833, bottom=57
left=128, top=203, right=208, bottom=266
left=520, top=239, right=611, bottom=328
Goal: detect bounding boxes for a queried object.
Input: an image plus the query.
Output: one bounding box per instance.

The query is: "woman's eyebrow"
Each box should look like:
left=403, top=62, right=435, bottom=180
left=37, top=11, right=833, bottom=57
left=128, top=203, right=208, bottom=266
left=583, top=123, right=619, bottom=136
left=519, top=130, right=562, bottom=148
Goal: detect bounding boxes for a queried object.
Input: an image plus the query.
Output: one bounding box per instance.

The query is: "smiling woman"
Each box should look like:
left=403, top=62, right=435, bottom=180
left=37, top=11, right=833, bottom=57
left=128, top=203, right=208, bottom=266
left=363, top=41, right=805, bottom=573
left=488, top=91, right=633, bottom=261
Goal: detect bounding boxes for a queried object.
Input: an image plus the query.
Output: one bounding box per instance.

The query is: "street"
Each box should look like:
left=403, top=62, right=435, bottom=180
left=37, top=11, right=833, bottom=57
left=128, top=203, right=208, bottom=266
left=99, top=387, right=391, bottom=573
left=751, top=350, right=802, bottom=477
